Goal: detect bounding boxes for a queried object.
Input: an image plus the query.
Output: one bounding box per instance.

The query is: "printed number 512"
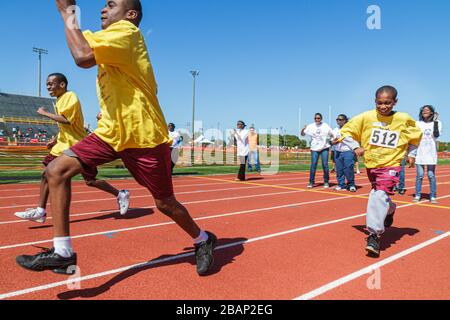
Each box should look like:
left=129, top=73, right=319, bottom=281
left=370, top=129, right=399, bottom=149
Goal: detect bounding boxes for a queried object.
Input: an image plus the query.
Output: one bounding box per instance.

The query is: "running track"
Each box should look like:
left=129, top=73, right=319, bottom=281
left=0, top=167, right=449, bottom=300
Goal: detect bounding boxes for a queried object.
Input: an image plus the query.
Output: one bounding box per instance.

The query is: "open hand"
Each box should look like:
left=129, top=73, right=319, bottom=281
left=354, top=148, right=365, bottom=157
left=407, top=156, right=416, bottom=168
left=56, top=0, right=77, bottom=12
left=46, top=138, right=57, bottom=150
left=37, top=107, right=47, bottom=116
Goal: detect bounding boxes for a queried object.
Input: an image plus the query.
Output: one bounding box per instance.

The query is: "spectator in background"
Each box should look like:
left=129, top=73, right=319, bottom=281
left=247, top=124, right=261, bottom=173
left=414, top=105, right=443, bottom=204
left=332, top=114, right=356, bottom=192
left=168, top=123, right=183, bottom=174
left=233, top=120, right=250, bottom=181
left=301, top=113, right=333, bottom=189
left=393, top=158, right=407, bottom=195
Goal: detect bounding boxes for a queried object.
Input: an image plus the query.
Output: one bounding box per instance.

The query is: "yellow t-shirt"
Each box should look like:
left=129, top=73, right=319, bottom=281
left=50, top=91, right=88, bottom=157
left=83, top=20, right=170, bottom=152
left=340, top=110, right=422, bottom=169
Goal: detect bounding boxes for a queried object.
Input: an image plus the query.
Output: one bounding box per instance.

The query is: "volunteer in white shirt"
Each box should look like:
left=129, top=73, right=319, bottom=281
left=168, top=123, right=183, bottom=174
left=331, top=114, right=356, bottom=192
left=233, top=120, right=250, bottom=181
left=301, top=113, right=333, bottom=188
left=414, top=106, right=443, bottom=204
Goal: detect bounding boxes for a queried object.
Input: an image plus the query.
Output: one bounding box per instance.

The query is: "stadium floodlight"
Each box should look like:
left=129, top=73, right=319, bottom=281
left=190, top=70, right=200, bottom=164
left=33, top=47, right=49, bottom=97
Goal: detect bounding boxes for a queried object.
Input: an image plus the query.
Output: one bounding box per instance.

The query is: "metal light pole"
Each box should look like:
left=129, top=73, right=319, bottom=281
left=190, top=70, right=200, bottom=164
left=33, top=47, right=48, bottom=97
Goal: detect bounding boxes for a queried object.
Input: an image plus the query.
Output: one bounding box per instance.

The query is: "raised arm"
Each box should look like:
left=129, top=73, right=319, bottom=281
left=56, top=0, right=96, bottom=68
left=37, top=107, right=70, bottom=125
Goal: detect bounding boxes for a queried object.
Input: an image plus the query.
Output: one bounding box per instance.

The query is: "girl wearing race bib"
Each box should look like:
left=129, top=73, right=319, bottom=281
left=339, top=86, right=423, bottom=257
left=414, top=106, right=442, bottom=204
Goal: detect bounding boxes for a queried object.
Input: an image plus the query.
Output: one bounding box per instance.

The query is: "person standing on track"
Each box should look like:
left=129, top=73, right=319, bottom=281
left=247, top=125, right=261, bottom=173
left=16, top=0, right=217, bottom=277
left=331, top=114, right=356, bottom=192
left=301, top=113, right=333, bottom=189
left=233, top=120, right=250, bottom=181
left=339, top=86, right=422, bottom=257
left=168, top=123, right=182, bottom=175
left=414, top=105, right=442, bottom=204
left=14, top=73, right=130, bottom=223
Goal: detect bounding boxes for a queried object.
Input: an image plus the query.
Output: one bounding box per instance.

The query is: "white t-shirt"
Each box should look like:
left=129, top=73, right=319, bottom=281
left=169, top=131, right=182, bottom=149
left=332, top=127, right=352, bottom=152
left=304, top=122, right=333, bottom=152
left=415, top=120, right=442, bottom=165
left=234, top=129, right=249, bottom=157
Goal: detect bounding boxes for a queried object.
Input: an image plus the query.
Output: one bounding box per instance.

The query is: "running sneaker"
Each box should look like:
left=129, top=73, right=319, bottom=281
left=412, top=196, right=421, bottom=203
left=349, top=186, right=357, bottom=193
left=366, top=234, right=381, bottom=257
left=195, top=231, right=217, bottom=276
left=323, top=183, right=330, bottom=189
left=117, top=190, right=130, bottom=216
left=335, top=186, right=345, bottom=191
left=356, top=170, right=361, bottom=175
left=307, top=184, right=314, bottom=189
left=14, top=208, right=46, bottom=223
left=398, top=189, right=407, bottom=196
left=16, top=248, right=77, bottom=275
left=384, top=203, right=397, bottom=228
left=430, top=197, right=438, bottom=204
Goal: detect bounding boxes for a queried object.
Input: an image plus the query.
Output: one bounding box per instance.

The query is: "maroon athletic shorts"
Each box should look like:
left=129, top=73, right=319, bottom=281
left=66, top=134, right=174, bottom=200
left=366, top=167, right=401, bottom=195
left=43, top=153, right=98, bottom=182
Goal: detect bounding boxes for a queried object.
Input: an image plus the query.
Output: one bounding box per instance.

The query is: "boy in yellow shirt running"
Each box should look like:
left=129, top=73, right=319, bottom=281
left=340, top=86, right=422, bottom=257
left=14, top=73, right=130, bottom=223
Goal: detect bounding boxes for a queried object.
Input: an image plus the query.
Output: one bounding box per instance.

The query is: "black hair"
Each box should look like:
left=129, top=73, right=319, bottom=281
left=315, top=113, right=323, bottom=119
left=237, top=120, right=246, bottom=127
left=168, top=123, right=175, bottom=127
left=126, top=0, right=143, bottom=26
left=376, top=85, right=398, bottom=100
left=337, top=114, right=348, bottom=121
left=47, top=73, right=68, bottom=88
left=419, top=105, right=435, bottom=122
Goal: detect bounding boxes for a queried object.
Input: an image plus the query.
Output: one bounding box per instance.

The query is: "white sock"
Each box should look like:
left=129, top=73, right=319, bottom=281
left=37, top=207, right=46, bottom=215
left=194, top=231, right=209, bottom=244
left=54, top=237, right=74, bottom=258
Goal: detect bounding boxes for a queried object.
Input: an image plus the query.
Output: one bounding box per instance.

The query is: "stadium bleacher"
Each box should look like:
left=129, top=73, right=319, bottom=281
left=0, top=93, right=58, bottom=141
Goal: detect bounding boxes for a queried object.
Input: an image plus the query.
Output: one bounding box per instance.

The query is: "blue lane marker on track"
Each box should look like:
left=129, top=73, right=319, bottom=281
left=104, top=232, right=117, bottom=239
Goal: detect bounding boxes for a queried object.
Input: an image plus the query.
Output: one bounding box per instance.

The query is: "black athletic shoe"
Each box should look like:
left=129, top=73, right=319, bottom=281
left=366, top=234, right=381, bottom=257
left=398, top=189, right=407, bottom=195
left=384, top=203, right=397, bottom=228
left=195, top=231, right=217, bottom=276
left=16, top=248, right=77, bottom=275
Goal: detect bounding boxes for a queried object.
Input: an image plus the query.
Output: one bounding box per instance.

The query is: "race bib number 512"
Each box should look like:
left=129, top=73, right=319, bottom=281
left=369, top=129, right=400, bottom=149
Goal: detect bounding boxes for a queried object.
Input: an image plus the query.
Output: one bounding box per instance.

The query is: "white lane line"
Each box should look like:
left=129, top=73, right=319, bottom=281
left=1, top=194, right=448, bottom=300
left=294, top=231, right=450, bottom=300
left=0, top=171, right=310, bottom=193
left=0, top=190, right=306, bottom=225
left=1, top=178, right=448, bottom=225
left=0, top=191, right=341, bottom=250
left=0, top=166, right=447, bottom=194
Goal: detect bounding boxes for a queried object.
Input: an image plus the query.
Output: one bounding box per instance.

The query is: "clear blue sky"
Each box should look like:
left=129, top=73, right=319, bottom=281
left=0, top=0, right=448, bottom=140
